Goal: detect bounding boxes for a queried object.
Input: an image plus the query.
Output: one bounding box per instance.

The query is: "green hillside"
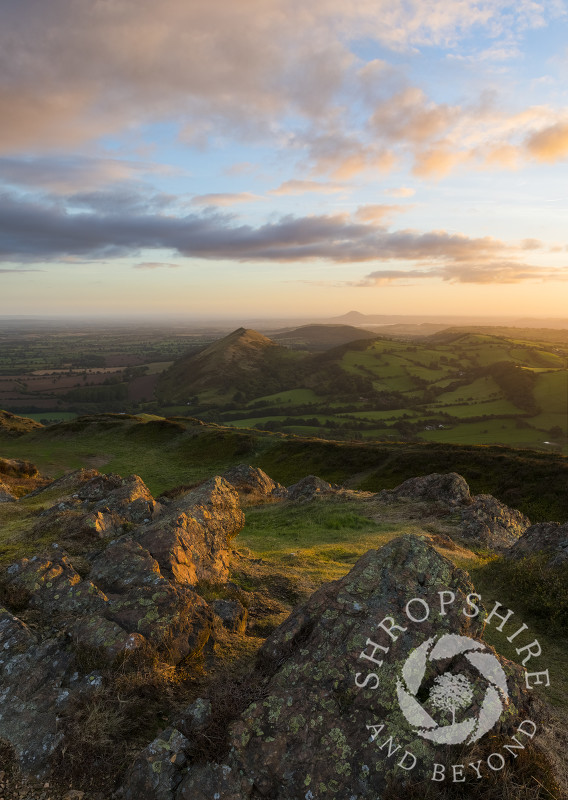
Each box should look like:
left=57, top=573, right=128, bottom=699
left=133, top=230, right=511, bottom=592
left=159, top=328, right=568, bottom=451
left=1, top=412, right=567, bottom=522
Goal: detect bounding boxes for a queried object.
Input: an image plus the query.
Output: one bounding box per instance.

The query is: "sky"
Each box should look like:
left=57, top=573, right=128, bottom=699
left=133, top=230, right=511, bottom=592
left=2, top=0, right=568, bottom=319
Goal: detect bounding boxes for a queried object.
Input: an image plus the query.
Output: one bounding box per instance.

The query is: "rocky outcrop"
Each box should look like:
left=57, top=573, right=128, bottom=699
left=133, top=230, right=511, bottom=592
left=123, top=535, right=535, bottom=799
left=138, top=477, right=244, bottom=586
left=222, top=463, right=287, bottom=501
left=33, top=472, right=159, bottom=541
left=508, top=521, right=568, bottom=566
left=381, top=472, right=473, bottom=507
left=459, top=494, right=530, bottom=550
left=0, top=469, right=249, bottom=776
left=287, top=474, right=336, bottom=501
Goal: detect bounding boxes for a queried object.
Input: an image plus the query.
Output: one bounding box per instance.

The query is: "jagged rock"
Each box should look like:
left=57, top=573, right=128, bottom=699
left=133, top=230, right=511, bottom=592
left=381, top=472, right=473, bottom=507
left=0, top=479, right=16, bottom=502
left=211, top=598, right=248, bottom=633
left=0, top=606, right=74, bottom=776
left=164, top=536, right=534, bottom=799
left=122, top=727, right=190, bottom=800
left=90, top=537, right=214, bottom=662
left=222, top=463, right=286, bottom=500
left=138, top=477, right=244, bottom=586
left=287, top=474, right=336, bottom=501
left=25, top=468, right=101, bottom=499
left=459, top=494, right=530, bottom=550
left=2, top=549, right=107, bottom=616
left=31, top=471, right=157, bottom=541
left=508, top=521, right=568, bottom=566
left=77, top=473, right=157, bottom=524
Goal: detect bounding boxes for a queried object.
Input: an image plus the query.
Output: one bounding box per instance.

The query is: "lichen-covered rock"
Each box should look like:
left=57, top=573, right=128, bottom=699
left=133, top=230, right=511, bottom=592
left=2, top=548, right=107, bottom=616
left=0, top=479, right=17, bottom=502
left=0, top=606, right=74, bottom=776
left=31, top=471, right=157, bottom=541
left=122, top=726, right=190, bottom=800
left=211, top=598, right=248, bottom=633
left=222, top=464, right=286, bottom=501
left=169, top=536, right=533, bottom=800
left=508, top=521, right=568, bottom=566
left=287, top=474, right=336, bottom=501
left=77, top=473, right=157, bottom=524
left=459, top=494, right=530, bottom=550
left=382, top=472, right=473, bottom=507
left=137, top=477, right=244, bottom=586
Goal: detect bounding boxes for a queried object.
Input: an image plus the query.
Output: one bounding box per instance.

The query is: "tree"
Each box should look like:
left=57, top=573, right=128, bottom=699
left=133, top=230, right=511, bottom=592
left=429, top=673, right=474, bottom=725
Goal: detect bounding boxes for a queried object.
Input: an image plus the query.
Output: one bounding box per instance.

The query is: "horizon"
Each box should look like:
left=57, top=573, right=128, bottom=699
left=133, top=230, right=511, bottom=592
left=1, top=2, right=568, bottom=316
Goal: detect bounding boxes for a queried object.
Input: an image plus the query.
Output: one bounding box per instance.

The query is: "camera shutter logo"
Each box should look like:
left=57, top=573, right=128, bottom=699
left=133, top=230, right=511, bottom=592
left=396, top=633, right=509, bottom=745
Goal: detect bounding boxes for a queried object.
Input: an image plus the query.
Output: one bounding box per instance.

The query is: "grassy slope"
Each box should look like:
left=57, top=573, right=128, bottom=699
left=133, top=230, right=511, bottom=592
left=1, top=414, right=567, bottom=522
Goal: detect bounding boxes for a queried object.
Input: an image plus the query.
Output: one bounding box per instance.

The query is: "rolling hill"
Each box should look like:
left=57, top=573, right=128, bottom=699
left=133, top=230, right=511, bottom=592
left=157, top=327, right=301, bottom=404
left=272, top=324, right=377, bottom=350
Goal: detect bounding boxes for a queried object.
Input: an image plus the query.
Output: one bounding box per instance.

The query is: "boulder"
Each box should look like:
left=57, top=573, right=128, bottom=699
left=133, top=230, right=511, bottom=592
left=508, top=521, right=568, bottom=566
left=222, top=463, right=286, bottom=500
left=138, top=477, right=244, bottom=586
left=381, top=472, right=473, bottom=507
left=287, top=474, right=336, bottom=501
left=459, top=494, right=530, bottom=550
left=127, top=535, right=535, bottom=799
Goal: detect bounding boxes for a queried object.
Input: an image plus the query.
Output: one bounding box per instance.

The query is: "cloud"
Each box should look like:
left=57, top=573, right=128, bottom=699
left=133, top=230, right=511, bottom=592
left=133, top=262, right=180, bottom=270
left=190, top=193, right=262, bottom=207
left=357, top=262, right=567, bottom=286
left=0, top=155, right=172, bottom=194
left=385, top=186, right=415, bottom=198
left=0, top=0, right=561, bottom=154
left=354, top=204, right=405, bottom=223
left=0, top=190, right=563, bottom=284
left=270, top=180, right=346, bottom=195
left=526, top=122, right=568, bottom=162
left=0, top=268, right=44, bottom=274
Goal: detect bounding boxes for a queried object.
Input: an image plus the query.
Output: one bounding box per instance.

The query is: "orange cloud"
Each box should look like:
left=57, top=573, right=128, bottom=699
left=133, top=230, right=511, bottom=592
left=526, top=122, right=568, bottom=162
left=270, top=180, right=346, bottom=195
left=354, top=204, right=405, bottom=223
left=191, top=193, right=262, bottom=207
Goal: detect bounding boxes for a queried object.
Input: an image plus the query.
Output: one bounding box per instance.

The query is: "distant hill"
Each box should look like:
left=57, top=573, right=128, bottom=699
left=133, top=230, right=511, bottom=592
left=157, top=327, right=300, bottom=403
left=272, top=324, right=377, bottom=350
left=0, top=409, right=43, bottom=436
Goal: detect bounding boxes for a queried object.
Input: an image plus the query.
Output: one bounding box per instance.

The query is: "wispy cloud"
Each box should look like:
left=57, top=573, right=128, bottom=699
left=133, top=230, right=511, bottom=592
left=270, top=180, right=346, bottom=195
left=191, top=193, right=263, bottom=207
left=385, top=186, right=415, bottom=198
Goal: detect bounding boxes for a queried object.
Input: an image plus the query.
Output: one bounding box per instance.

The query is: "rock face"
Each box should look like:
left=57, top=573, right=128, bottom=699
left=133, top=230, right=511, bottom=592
left=0, top=605, right=76, bottom=776
left=381, top=472, right=473, bottom=507
left=287, top=474, right=336, bottom=501
left=222, top=464, right=286, bottom=501
left=459, top=494, right=530, bottom=550
left=125, top=536, right=534, bottom=800
left=508, top=521, right=568, bottom=566
left=138, top=477, right=244, bottom=586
